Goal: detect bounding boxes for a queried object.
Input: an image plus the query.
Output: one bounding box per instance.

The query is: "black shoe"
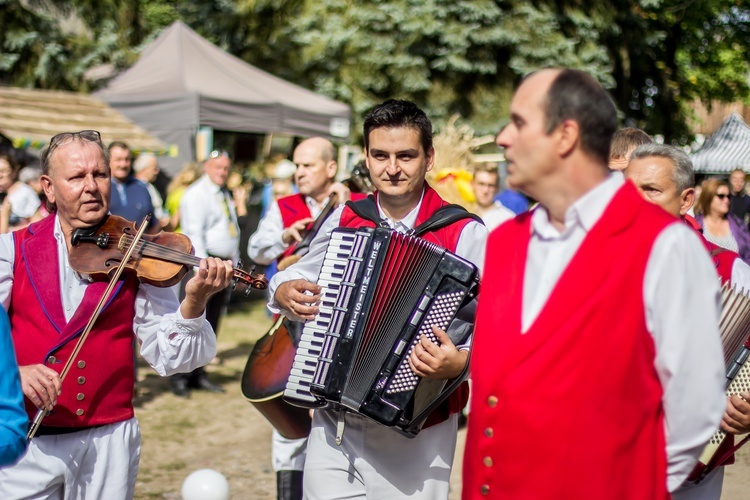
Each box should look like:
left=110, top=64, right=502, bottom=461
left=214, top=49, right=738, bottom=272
left=193, top=376, right=226, bottom=393
left=170, top=377, right=190, bottom=398
left=277, top=470, right=303, bottom=500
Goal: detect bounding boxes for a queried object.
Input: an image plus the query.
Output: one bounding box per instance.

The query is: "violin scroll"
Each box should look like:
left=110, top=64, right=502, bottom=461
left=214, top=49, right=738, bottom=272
left=233, top=264, right=268, bottom=295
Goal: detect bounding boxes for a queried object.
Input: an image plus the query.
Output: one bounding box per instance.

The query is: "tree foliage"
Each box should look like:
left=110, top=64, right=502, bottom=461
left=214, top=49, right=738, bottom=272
left=1, top=0, right=748, bottom=143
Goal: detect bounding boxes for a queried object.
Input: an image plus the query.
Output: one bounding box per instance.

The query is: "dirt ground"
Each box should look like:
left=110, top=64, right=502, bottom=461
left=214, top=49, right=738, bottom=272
left=133, top=298, right=750, bottom=499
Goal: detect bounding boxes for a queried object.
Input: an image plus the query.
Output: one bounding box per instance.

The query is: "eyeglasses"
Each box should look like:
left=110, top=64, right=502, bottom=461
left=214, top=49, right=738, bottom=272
left=209, top=150, right=230, bottom=159
left=715, top=194, right=730, bottom=200
left=46, top=130, right=103, bottom=156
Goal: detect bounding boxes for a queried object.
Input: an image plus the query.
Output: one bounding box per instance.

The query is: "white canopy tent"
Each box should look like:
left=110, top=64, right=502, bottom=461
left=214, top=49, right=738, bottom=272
left=691, top=113, right=750, bottom=174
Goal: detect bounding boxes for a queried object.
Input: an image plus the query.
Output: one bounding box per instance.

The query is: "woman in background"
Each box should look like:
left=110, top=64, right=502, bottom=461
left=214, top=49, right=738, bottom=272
left=695, top=178, right=750, bottom=263
left=0, top=155, right=42, bottom=233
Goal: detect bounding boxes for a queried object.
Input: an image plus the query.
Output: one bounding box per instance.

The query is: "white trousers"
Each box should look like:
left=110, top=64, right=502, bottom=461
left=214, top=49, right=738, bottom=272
left=0, top=418, right=141, bottom=500
left=672, top=467, right=724, bottom=500
left=303, top=410, right=457, bottom=500
left=272, top=428, right=308, bottom=471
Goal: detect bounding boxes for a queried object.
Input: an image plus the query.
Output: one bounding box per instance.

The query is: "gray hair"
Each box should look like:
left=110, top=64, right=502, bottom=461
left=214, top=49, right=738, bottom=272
left=18, top=166, right=42, bottom=184
left=630, top=143, right=694, bottom=193
left=133, top=152, right=157, bottom=173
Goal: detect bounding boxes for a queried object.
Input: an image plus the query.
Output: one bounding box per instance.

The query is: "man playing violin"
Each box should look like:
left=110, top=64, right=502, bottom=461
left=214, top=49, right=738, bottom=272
left=0, top=131, right=233, bottom=498
left=247, top=137, right=357, bottom=500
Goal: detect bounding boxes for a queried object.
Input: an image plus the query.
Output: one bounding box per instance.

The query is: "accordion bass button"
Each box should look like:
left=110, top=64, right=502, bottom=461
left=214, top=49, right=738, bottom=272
left=480, top=484, right=490, bottom=496
left=484, top=427, right=494, bottom=438
left=487, top=395, right=498, bottom=407
left=483, top=456, right=493, bottom=468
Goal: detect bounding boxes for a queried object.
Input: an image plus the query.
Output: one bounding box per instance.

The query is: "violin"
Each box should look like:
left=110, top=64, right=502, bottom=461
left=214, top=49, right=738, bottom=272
left=69, top=215, right=268, bottom=293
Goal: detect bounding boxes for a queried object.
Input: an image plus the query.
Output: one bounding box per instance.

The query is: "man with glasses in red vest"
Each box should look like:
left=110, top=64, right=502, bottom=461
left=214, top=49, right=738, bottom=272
left=0, top=131, right=232, bottom=498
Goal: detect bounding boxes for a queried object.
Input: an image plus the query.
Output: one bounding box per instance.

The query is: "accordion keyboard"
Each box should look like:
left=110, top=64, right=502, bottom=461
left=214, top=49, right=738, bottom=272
left=284, top=229, right=366, bottom=406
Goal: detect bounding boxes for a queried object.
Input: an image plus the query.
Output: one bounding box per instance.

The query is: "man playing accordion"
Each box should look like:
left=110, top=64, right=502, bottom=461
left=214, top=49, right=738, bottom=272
left=626, top=143, right=750, bottom=499
left=268, top=99, right=487, bottom=499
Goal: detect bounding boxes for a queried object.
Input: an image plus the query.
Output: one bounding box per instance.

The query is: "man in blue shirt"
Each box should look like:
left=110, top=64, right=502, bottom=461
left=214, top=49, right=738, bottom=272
left=108, top=142, right=157, bottom=230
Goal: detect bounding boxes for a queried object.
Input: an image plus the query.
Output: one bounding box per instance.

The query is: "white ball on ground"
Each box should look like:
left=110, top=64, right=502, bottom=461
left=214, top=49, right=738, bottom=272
left=181, top=468, right=230, bottom=500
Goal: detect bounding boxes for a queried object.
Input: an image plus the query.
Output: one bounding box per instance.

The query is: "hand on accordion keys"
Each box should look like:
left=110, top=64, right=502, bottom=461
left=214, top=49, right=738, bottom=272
left=721, top=392, right=750, bottom=435
left=408, top=326, right=469, bottom=380
left=275, top=279, right=322, bottom=322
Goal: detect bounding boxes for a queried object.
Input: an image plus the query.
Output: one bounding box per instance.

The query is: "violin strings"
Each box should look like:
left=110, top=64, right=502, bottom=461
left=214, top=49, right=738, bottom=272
left=116, top=235, right=202, bottom=267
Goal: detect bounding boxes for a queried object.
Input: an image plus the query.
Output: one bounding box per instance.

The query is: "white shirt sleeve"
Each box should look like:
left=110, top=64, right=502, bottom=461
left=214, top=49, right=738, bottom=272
left=0, top=233, right=14, bottom=310
left=644, top=223, right=726, bottom=491
left=456, top=220, right=488, bottom=276
left=267, top=207, right=344, bottom=319
left=134, top=283, right=217, bottom=376
left=731, top=258, right=750, bottom=291
left=247, top=202, right=289, bottom=265
left=179, top=187, right=209, bottom=259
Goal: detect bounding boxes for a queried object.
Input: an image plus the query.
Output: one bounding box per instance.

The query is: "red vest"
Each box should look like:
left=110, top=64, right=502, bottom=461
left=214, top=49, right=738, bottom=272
left=339, top=184, right=472, bottom=428
left=463, top=182, right=672, bottom=499
left=10, top=216, right=139, bottom=427
left=278, top=193, right=312, bottom=230
left=278, top=192, right=368, bottom=262
left=684, top=214, right=737, bottom=284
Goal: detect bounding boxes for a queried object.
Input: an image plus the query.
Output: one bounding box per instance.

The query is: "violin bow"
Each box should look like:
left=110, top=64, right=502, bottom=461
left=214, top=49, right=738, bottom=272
left=27, top=215, right=152, bottom=440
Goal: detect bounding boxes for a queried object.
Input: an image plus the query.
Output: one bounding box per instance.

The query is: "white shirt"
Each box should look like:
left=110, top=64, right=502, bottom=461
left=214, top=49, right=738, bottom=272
left=247, top=195, right=330, bottom=265
left=268, top=192, right=487, bottom=319
left=179, top=174, right=240, bottom=262
left=0, top=215, right=217, bottom=377
left=479, top=201, right=515, bottom=231
left=144, top=182, right=168, bottom=221
left=524, top=174, right=725, bottom=491
left=8, top=183, right=40, bottom=220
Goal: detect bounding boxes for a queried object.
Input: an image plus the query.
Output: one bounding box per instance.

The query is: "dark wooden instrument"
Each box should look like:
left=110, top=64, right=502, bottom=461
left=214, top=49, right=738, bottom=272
left=70, top=214, right=268, bottom=292
left=241, top=317, right=311, bottom=438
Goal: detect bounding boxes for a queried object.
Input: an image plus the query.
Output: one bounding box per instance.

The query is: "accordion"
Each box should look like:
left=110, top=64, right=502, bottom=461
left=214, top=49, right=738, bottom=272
left=691, top=281, right=750, bottom=482
left=283, top=226, right=479, bottom=436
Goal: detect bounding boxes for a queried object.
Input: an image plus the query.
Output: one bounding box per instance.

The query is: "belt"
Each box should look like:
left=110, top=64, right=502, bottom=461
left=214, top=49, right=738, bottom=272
left=33, top=424, right=103, bottom=437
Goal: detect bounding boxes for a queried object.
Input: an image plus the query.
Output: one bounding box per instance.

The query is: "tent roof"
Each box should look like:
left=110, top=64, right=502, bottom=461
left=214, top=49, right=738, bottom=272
left=95, top=21, right=350, bottom=121
left=691, top=113, right=750, bottom=173
left=0, top=86, right=167, bottom=153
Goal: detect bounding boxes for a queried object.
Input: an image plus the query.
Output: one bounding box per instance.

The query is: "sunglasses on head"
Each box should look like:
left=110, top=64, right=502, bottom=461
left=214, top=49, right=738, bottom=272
left=209, top=150, right=230, bottom=159
left=46, top=130, right=103, bottom=157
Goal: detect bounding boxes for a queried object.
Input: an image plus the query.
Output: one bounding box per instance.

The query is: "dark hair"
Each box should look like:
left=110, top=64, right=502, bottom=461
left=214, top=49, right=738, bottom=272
left=363, top=99, right=433, bottom=154
left=541, top=69, right=618, bottom=164
left=0, top=153, right=20, bottom=176
left=610, top=128, right=653, bottom=159
left=108, top=141, right=130, bottom=153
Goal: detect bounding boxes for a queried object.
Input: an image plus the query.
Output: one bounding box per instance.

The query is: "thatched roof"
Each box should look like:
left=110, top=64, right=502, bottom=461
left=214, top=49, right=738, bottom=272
left=0, top=86, right=168, bottom=154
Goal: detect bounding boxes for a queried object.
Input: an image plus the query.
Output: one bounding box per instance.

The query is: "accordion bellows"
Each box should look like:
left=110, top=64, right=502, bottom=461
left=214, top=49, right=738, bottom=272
left=694, top=281, right=750, bottom=479
left=284, top=226, right=479, bottom=436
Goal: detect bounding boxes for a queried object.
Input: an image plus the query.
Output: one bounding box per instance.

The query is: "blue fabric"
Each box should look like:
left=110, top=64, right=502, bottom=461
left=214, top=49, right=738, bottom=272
left=495, top=189, right=529, bottom=215
left=109, top=177, right=157, bottom=228
left=0, top=307, right=28, bottom=466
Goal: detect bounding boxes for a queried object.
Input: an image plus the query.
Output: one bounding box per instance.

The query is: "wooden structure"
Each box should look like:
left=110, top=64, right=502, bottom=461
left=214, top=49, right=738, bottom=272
left=0, top=86, right=167, bottom=154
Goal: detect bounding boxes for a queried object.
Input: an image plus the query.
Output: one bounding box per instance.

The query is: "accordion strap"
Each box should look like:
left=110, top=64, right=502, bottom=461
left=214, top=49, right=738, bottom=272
left=344, top=196, right=484, bottom=235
